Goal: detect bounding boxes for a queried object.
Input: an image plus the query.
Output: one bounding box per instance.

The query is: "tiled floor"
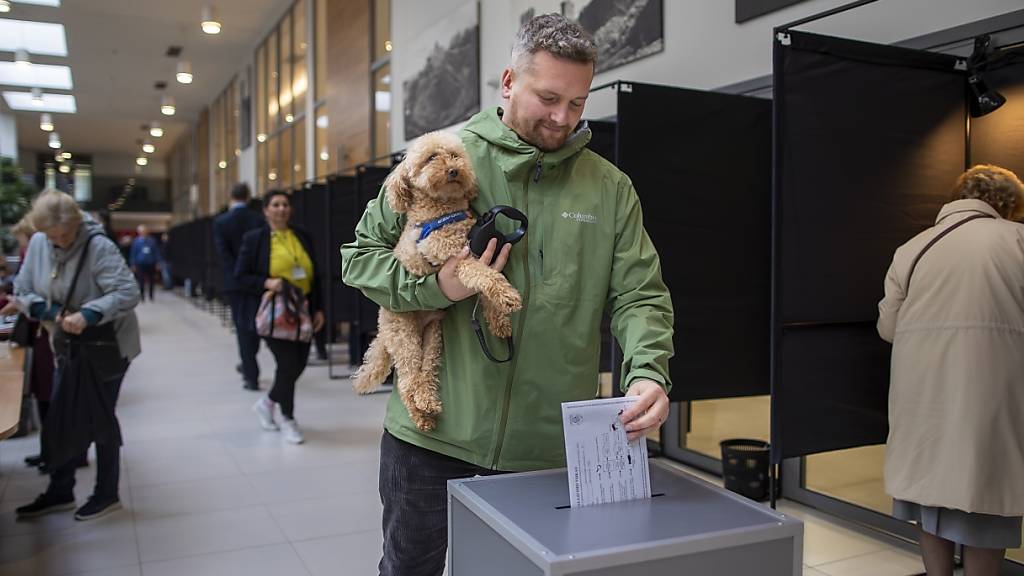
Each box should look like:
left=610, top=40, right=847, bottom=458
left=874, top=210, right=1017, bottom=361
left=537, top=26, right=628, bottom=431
left=0, top=293, right=936, bottom=575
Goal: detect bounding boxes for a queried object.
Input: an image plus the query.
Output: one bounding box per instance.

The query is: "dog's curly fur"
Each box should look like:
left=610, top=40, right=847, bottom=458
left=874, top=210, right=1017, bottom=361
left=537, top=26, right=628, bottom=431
left=351, top=131, right=522, bottom=431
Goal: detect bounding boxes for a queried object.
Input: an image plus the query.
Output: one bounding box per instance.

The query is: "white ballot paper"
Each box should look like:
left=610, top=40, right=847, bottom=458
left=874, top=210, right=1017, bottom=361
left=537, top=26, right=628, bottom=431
left=562, top=396, right=651, bottom=508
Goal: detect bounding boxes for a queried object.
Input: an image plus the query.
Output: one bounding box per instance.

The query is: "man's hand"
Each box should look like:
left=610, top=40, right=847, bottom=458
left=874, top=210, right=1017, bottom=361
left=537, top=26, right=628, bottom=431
left=60, top=311, right=88, bottom=335
left=437, top=238, right=512, bottom=302
left=313, top=310, right=325, bottom=333
left=264, top=278, right=284, bottom=293
left=619, top=379, right=669, bottom=442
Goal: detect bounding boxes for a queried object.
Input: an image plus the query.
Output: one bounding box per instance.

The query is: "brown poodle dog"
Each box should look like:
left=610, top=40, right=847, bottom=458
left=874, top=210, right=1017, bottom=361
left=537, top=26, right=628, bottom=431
left=352, top=131, right=522, bottom=431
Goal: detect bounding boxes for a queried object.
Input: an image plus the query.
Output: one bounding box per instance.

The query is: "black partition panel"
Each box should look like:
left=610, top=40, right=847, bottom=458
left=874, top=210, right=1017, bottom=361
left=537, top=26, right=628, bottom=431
left=326, top=176, right=357, bottom=325
left=771, top=31, right=967, bottom=461
left=970, top=57, right=1024, bottom=178
left=349, top=164, right=394, bottom=365
left=615, top=82, right=772, bottom=402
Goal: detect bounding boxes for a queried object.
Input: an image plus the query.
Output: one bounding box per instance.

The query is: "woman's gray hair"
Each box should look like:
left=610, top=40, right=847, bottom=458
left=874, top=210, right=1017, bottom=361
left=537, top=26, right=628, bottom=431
left=511, top=13, right=597, bottom=72
left=952, top=164, right=1024, bottom=219
left=28, top=188, right=83, bottom=231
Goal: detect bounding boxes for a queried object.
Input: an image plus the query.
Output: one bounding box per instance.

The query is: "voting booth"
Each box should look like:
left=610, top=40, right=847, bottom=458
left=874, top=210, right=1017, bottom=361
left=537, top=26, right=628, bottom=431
left=448, top=461, right=802, bottom=575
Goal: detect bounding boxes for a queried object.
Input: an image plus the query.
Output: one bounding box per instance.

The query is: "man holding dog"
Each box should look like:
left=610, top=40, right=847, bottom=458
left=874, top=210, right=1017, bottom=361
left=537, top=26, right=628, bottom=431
left=341, top=14, right=674, bottom=576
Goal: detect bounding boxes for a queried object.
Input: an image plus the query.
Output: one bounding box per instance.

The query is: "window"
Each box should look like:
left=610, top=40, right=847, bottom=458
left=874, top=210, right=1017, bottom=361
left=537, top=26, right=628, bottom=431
left=315, top=103, right=330, bottom=177
left=370, top=0, right=391, bottom=158
left=315, top=0, right=327, bottom=102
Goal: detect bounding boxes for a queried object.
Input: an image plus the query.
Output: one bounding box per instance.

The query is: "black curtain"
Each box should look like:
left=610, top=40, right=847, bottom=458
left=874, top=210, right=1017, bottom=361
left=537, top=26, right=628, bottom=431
left=616, top=82, right=772, bottom=402
left=771, top=31, right=967, bottom=461
left=349, top=164, right=394, bottom=364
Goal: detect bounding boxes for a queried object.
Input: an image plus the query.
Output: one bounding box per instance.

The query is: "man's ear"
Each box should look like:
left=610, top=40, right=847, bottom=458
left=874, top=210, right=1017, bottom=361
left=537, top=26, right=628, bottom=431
left=384, top=162, right=413, bottom=214
left=500, top=68, right=514, bottom=100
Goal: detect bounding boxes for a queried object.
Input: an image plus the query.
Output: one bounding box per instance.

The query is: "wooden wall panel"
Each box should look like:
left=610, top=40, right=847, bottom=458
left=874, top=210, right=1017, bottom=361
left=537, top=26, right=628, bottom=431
left=196, top=108, right=211, bottom=216
left=326, top=0, right=371, bottom=172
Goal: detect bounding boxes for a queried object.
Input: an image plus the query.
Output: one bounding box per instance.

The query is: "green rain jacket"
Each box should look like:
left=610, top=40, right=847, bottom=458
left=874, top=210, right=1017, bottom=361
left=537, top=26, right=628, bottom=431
left=340, top=107, right=674, bottom=471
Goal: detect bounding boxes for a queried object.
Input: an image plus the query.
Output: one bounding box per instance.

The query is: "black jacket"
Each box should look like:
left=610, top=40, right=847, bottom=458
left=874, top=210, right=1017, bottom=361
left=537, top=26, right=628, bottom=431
left=213, top=205, right=265, bottom=293
left=235, top=224, right=321, bottom=332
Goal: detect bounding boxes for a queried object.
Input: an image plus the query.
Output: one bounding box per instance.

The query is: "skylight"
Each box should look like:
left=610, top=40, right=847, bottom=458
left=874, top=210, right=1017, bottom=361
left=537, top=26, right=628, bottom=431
left=0, top=20, right=68, bottom=57
left=2, top=90, right=76, bottom=113
left=0, top=62, right=72, bottom=89
left=13, top=0, right=61, bottom=6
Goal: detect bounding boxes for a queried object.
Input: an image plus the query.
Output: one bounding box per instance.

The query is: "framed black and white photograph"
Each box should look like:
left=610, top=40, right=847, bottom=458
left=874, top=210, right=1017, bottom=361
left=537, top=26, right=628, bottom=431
left=403, top=1, right=480, bottom=141
left=562, top=0, right=664, bottom=74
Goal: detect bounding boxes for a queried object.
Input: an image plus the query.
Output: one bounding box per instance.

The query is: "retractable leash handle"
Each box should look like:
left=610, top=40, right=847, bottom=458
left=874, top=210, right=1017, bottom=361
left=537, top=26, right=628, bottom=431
left=468, top=206, right=528, bottom=257
left=466, top=206, right=528, bottom=363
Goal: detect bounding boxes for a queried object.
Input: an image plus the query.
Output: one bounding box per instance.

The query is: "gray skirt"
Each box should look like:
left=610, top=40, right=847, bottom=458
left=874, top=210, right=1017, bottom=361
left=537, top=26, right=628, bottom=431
left=894, top=499, right=1022, bottom=549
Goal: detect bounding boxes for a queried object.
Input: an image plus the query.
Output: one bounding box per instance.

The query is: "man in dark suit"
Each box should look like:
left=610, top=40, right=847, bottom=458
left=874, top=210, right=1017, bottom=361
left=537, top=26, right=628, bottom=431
left=214, top=183, right=265, bottom=390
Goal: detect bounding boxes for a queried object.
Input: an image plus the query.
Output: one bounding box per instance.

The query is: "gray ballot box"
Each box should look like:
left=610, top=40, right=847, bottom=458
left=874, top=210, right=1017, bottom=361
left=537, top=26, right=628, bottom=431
left=448, top=460, right=802, bottom=575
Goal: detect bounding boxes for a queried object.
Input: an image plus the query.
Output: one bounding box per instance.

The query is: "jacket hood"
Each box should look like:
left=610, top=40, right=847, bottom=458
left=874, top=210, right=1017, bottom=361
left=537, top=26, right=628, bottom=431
left=461, top=107, right=592, bottom=167
left=54, top=213, right=106, bottom=264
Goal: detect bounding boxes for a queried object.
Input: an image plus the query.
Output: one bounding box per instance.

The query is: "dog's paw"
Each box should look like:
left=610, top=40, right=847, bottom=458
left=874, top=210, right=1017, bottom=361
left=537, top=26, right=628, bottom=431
left=497, top=289, right=522, bottom=314
left=411, top=386, right=443, bottom=416
left=411, top=411, right=437, bottom=432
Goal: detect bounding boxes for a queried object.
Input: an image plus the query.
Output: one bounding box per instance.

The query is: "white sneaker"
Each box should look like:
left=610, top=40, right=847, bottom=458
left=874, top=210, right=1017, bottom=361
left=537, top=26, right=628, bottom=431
left=252, top=396, right=278, bottom=431
left=279, top=417, right=304, bottom=444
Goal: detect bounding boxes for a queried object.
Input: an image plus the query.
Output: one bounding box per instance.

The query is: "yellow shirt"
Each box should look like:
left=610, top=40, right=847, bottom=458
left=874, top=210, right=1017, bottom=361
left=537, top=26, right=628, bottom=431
left=269, top=228, right=313, bottom=295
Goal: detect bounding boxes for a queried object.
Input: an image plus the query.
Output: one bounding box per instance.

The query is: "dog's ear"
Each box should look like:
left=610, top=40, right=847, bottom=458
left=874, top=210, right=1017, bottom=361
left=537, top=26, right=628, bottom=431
left=384, top=162, right=414, bottom=214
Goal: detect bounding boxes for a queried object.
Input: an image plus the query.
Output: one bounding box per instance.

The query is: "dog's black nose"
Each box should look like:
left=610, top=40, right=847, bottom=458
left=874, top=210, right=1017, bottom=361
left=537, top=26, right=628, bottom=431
left=447, top=168, right=459, bottom=180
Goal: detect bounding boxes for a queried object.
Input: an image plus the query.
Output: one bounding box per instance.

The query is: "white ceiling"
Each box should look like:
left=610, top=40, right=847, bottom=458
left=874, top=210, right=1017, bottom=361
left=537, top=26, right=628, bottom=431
left=1, top=0, right=287, bottom=162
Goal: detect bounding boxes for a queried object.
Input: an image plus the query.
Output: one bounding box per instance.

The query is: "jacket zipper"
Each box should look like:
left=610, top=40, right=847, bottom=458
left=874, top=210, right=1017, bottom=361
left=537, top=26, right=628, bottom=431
left=491, top=152, right=541, bottom=468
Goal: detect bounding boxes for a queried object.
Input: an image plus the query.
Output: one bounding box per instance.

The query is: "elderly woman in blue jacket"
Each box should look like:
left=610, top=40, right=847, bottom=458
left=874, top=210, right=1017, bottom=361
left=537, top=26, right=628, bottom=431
left=13, top=189, right=141, bottom=522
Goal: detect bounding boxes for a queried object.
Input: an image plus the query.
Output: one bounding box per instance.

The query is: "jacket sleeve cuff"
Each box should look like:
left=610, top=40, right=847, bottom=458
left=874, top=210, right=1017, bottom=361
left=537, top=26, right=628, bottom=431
left=80, top=308, right=103, bottom=326
left=418, top=274, right=454, bottom=310
left=29, top=302, right=61, bottom=321
left=621, top=368, right=670, bottom=394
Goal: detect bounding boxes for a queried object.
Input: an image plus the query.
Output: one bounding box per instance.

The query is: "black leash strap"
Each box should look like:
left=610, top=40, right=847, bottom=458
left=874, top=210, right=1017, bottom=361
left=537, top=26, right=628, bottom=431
left=906, top=212, right=994, bottom=289
left=60, top=233, right=101, bottom=317
left=470, top=297, right=514, bottom=363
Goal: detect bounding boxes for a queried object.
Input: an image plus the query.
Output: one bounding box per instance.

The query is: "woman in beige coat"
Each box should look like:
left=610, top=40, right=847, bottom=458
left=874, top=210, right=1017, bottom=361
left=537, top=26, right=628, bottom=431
left=878, top=165, right=1024, bottom=576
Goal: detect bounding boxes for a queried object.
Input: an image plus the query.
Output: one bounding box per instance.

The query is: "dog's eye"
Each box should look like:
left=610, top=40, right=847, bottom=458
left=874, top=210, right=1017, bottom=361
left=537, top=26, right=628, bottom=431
left=427, top=153, right=438, bottom=162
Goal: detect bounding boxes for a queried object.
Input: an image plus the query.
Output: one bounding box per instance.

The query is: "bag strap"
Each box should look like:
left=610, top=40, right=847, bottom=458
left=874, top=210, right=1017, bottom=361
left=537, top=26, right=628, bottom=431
left=906, top=212, right=994, bottom=289
left=60, top=233, right=102, bottom=316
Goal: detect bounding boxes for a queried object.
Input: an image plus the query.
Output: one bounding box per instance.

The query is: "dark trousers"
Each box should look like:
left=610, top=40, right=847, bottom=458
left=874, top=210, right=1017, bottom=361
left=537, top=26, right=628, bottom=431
left=47, top=371, right=126, bottom=501
left=225, top=291, right=260, bottom=384
left=378, top=431, right=504, bottom=576
left=265, top=338, right=310, bottom=419
left=134, top=265, right=157, bottom=301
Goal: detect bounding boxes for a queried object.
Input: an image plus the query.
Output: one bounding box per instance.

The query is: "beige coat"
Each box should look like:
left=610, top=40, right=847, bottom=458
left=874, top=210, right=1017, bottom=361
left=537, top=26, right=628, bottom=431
left=878, top=199, right=1024, bottom=516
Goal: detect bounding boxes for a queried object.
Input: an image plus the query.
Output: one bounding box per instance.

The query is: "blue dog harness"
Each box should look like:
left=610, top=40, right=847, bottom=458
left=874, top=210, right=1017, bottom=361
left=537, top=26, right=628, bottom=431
left=417, top=210, right=470, bottom=243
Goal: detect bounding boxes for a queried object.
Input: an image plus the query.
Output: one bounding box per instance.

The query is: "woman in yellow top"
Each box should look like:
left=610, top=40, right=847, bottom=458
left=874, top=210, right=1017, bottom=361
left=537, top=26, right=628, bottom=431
left=236, top=190, right=324, bottom=444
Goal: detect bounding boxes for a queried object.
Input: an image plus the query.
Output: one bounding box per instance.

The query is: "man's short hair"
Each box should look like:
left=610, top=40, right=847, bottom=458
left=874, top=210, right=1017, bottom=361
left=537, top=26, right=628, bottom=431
left=230, top=183, right=251, bottom=202
left=511, top=13, right=597, bottom=72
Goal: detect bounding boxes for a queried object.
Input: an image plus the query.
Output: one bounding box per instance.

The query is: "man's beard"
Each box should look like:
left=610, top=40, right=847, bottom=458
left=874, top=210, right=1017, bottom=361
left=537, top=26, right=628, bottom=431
left=505, top=104, right=570, bottom=152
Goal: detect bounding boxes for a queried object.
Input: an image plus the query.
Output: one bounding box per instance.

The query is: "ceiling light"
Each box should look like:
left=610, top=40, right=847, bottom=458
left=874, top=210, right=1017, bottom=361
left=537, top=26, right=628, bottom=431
left=160, top=95, right=175, bottom=116
left=268, top=170, right=277, bottom=181
left=58, top=164, right=70, bottom=174
left=0, top=1, right=10, bottom=13
left=3, top=90, right=76, bottom=112
left=967, top=34, right=1008, bottom=118
left=14, top=48, right=30, bottom=67
left=0, top=62, right=74, bottom=90
left=385, top=40, right=392, bottom=52
left=149, top=122, right=163, bottom=138
left=142, top=141, right=155, bottom=154
left=316, top=115, right=328, bottom=129
left=234, top=147, right=240, bottom=157
left=31, top=87, right=43, bottom=105
left=39, top=112, right=53, bottom=131
left=319, top=147, right=329, bottom=162
left=61, top=151, right=71, bottom=160
left=176, top=61, right=193, bottom=84
left=285, top=113, right=294, bottom=123
left=0, top=20, right=68, bottom=57
left=136, top=156, right=148, bottom=166
left=201, top=5, right=221, bottom=35
left=48, top=132, right=60, bottom=149
left=218, top=160, right=227, bottom=169
left=256, top=133, right=266, bottom=143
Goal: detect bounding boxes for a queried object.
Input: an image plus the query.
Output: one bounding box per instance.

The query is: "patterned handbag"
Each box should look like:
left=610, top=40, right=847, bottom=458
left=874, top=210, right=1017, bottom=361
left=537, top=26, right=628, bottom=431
left=255, top=281, right=312, bottom=342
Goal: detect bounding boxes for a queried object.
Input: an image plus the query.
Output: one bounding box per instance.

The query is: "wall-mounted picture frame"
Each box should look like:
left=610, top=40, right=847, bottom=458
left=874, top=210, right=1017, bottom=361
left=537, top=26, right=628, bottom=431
left=403, top=1, right=481, bottom=141
left=562, top=0, right=664, bottom=74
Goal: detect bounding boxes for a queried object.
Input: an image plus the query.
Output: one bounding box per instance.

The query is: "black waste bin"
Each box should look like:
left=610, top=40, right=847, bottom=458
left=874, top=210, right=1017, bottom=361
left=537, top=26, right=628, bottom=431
left=720, top=439, right=770, bottom=501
